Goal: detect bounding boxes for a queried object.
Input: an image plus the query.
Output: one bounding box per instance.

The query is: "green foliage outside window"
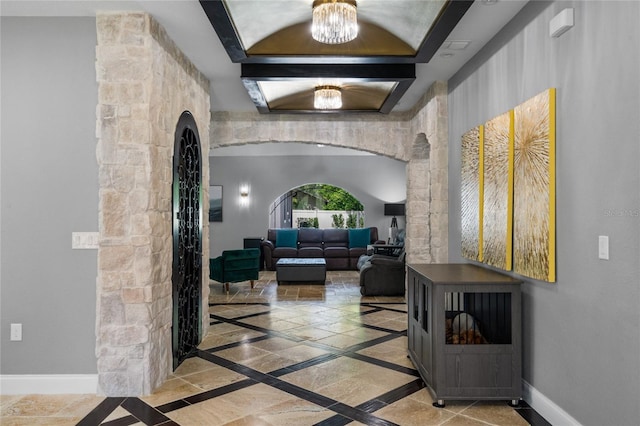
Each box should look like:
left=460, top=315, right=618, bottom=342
left=292, top=184, right=363, bottom=229
left=332, top=213, right=345, bottom=228
left=346, top=213, right=358, bottom=228
left=292, top=184, right=363, bottom=211
left=297, top=217, right=320, bottom=228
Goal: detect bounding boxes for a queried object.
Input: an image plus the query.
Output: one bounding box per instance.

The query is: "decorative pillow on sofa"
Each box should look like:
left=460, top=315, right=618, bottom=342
left=348, top=228, right=370, bottom=248
left=276, top=229, right=298, bottom=248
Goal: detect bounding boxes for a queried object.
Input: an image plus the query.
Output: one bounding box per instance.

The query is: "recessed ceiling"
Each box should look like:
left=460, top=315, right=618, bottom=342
left=1, top=0, right=530, bottom=114
left=209, top=0, right=456, bottom=59
left=199, top=0, right=475, bottom=114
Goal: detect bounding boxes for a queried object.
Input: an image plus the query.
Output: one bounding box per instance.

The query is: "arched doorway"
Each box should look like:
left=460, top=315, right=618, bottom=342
left=171, top=111, right=203, bottom=370
left=269, top=183, right=365, bottom=229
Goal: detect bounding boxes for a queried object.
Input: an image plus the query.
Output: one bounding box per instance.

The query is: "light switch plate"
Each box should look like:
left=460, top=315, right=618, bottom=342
left=10, top=323, right=22, bottom=341
left=598, top=235, right=609, bottom=260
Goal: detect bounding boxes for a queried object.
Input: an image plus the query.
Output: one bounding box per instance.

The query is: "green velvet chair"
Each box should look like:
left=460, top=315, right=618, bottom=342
left=209, top=248, right=260, bottom=293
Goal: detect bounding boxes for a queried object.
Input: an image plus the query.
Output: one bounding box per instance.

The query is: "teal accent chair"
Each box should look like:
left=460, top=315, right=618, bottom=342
left=210, top=248, right=260, bottom=293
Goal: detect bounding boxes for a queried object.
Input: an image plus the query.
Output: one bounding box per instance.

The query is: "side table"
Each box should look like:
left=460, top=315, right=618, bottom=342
left=370, top=244, right=403, bottom=257
left=243, top=237, right=264, bottom=270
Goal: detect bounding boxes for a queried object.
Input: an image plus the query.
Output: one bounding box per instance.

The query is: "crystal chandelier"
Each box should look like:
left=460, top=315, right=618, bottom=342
left=314, top=85, right=342, bottom=109
left=311, top=0, right=358, bottom=45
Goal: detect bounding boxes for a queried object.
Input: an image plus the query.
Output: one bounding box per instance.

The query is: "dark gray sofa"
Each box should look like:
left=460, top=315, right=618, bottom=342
left=262, top=227, right=383, bottom=270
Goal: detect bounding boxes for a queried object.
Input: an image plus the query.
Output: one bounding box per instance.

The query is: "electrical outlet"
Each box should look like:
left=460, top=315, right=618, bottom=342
left=72, top=232, right=99, bottom=249
left=10, top=323, right=22, bottom=341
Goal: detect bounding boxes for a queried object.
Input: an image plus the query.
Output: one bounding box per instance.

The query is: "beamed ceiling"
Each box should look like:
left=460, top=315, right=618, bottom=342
left=2, top=0, right=531, bottom=116
left=199, top=0, right=474, bottom=114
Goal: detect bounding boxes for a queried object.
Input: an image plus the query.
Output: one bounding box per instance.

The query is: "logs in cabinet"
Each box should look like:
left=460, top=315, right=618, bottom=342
left=407, top=263, right=523, bottom=408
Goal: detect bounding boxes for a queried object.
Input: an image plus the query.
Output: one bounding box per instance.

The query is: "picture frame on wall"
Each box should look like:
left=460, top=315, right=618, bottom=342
left=209, top=185, right=223, bottom=222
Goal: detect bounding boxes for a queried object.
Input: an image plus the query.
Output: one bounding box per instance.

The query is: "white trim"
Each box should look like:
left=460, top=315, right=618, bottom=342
left=522, top=379, right=583, bottom=426
left=0, top=374, right=98, bottom=395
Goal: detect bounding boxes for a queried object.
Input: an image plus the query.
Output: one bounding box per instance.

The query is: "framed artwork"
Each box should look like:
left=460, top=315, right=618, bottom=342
left=513, top=88, right=556, bottom=282
left=209, top=185, right=222, bottom=222
left=482, top=110, right=514, bottom=271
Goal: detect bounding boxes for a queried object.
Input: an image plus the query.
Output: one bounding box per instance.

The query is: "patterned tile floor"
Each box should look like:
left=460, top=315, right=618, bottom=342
left=1, top=271, right=550, bottom=426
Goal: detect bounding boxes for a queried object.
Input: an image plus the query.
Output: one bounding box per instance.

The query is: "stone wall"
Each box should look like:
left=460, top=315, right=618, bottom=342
left=406, top=81, right=449, bottom=263
left=96, top=12, right=210, bottom=396
left=210, top=82, right=448, bottom=266
left=211, top=112, right=414, bottom=161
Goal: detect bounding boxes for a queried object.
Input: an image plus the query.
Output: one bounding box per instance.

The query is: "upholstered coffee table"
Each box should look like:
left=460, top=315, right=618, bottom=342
left=276, top=258, right=326, bottom=285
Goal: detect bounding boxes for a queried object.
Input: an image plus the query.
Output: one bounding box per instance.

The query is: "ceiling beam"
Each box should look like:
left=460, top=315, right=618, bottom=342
left=241, top=63, right=415, bottom=114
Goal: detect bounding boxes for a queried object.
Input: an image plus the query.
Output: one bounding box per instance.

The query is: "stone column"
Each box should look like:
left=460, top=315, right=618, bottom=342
left=96, top=12, right=210, bottom=396
left=406, top=81, right=449, bottom=264
left=406, top=134, right=432, bottom=263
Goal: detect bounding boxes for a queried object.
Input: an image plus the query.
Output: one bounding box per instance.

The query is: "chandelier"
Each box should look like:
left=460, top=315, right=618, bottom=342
left=311, top=0, right=358, bottom=45
left=314, top=85, right=342, bottom=109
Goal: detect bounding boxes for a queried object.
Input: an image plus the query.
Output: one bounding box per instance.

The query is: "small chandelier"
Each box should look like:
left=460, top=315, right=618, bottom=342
left=314, top=85, right=342, bottom=109
left=311, top=0, right=358, bottom=45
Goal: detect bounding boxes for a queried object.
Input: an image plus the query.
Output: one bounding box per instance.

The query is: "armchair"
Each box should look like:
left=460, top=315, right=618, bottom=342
left=209, top=248, right=260, bottom=293
left=358, top=250, right=406, bottom=296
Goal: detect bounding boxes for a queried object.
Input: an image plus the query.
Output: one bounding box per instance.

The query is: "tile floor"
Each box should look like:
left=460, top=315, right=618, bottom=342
left=1, top=271, right=550, bottom=426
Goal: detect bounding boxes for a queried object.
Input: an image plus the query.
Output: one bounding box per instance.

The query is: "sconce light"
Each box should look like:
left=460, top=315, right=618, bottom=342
left=240, top=185, right=250, bottom=207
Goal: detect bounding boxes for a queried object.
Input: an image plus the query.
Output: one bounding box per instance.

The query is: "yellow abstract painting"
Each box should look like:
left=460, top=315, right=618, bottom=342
left=482, top=110, right=513, bottom=271
left=513, top=88, right=556, bottom=282
left=461, top=125, right=482, bottom=261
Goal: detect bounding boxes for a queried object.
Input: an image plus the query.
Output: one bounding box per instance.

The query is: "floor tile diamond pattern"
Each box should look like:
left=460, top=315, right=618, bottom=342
left=1, top=271, right=548, bottom=426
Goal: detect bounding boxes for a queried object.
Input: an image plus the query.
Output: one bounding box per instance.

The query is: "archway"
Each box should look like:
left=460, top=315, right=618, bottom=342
left=171, top=111, right=203, bottom=370
left=269, top=183, right=365, bottom=229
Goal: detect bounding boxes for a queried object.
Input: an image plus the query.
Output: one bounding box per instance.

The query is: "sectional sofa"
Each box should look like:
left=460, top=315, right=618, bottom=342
left=261, top=227, right=383, bottom=270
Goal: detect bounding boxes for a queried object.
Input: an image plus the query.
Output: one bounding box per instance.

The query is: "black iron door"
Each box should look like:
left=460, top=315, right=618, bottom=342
left=172, top=111, right=203, bottom=370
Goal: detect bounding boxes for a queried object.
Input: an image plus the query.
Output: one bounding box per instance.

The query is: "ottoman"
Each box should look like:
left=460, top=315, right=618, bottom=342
left=276, top=258, right=327, bottom=285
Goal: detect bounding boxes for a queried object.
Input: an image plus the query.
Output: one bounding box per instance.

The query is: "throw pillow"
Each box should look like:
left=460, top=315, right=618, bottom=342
left=348, top=228, right=370, bottom=248
left=276, top=229, right=298, bottom=248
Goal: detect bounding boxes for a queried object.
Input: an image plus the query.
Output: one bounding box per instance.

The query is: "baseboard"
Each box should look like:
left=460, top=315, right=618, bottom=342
left=522, top=379, right=583, bottom=426
left=0, top=374, right=98, bottom=395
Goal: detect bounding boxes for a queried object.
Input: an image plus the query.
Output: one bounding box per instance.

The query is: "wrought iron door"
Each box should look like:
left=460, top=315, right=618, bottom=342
left=172, top=111, right=203, bottom=370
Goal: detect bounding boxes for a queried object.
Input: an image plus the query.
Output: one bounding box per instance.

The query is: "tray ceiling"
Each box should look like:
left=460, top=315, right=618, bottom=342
left=199, top=0, right=474, bottom=114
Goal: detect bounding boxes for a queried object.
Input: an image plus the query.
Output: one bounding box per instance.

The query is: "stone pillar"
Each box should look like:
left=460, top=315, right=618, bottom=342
left=406, top=81, right=449, bottom=264
left=406, top=134, right=432, bottom=263
left=96, top=12, right=210, bottom=396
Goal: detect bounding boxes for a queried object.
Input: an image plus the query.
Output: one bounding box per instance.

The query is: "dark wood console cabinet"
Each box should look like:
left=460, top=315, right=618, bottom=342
left=407, top=263, right=522, bottom=407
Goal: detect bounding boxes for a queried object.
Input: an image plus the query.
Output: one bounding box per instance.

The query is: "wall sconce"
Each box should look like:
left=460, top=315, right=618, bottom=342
left=239, top=185, right=250, bottom=207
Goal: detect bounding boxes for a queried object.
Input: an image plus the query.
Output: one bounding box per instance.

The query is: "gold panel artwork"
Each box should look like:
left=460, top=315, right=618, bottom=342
left=460, top=88, right=556, bottom=281
left=482, top=111, right=513, bottom=271
left=513, top=88, right=556, bottom=282
left=461, top=126, right=482, bottom=261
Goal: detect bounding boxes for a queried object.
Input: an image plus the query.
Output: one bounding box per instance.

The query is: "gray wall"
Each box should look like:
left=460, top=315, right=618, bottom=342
left=1, top=18, right=98, bottom=374
left=448, top=2, right=640, bottom=425
left=209, top=155, right=406, bottom=257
